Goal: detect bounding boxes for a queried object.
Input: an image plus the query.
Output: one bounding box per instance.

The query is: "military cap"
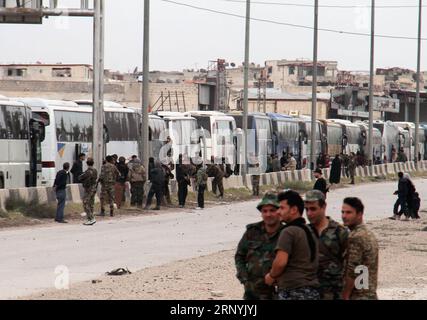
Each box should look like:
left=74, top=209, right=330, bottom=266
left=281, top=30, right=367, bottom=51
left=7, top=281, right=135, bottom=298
left=304, top=190, right=326, bottom=202
left=257, top=192, right=279, bottom=211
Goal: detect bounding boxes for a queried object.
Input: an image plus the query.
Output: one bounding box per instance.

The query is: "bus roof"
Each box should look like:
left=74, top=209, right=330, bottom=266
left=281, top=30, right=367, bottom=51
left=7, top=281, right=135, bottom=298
left=266, top=113, right=296, bottom=121
left=74, top=100, right=127, bottom=109
left=155, top=111, right=188, bottom=117
left=394, top=122, right=415, bottom=129
left=184, top=111, right=227, bottom=117
left=0, top=100, right=27, bottom=107
left=10, top=98, right=79, bottom=108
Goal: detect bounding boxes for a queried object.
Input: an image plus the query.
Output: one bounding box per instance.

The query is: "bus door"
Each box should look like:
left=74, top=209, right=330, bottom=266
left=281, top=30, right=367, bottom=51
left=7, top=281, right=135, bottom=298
left=29, top=119, right=45, bottom=187
left=298, top=127, right=308, bottom=169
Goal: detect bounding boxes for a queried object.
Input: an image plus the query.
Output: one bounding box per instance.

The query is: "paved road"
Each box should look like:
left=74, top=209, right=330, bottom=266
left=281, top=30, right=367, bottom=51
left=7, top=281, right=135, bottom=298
left=1, top=178, right=426, bottom=299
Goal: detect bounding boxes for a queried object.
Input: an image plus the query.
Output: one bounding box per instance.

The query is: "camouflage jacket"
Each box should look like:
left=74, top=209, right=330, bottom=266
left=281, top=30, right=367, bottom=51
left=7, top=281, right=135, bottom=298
left=79, top=167, right=98, bottom=190
left=235, top=221, right=285, bottom=289
left=128, top=163, right=146, bottom=183
left=99, top=162, right=119, bottom=186
left=344, top=223, right=379, bottom=300
left=207, top=164, right=224, bottom=179
left=196, top=168, right=208, bottom=187
left=311, top=218, right=349, bottom=293
left=348, top=157, right=356, bottom=172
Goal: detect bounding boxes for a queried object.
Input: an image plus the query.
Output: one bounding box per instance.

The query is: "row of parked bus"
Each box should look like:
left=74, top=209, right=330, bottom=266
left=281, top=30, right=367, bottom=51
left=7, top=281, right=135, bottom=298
left=0, top=95, right=426, bottom=188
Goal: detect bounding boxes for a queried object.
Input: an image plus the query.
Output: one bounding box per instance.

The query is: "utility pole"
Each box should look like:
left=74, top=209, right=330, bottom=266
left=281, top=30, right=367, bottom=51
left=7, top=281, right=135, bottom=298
left=142, top=0, right=150, bottom=180
left=92, top=0, right=104, bottom=171
left=242, top=0, right=250, bottom=176
left=415, top=0, right=423, bottom=167
left=368, top=0, right=375, bottom=167
left=311, top=0, right=319, bottom=170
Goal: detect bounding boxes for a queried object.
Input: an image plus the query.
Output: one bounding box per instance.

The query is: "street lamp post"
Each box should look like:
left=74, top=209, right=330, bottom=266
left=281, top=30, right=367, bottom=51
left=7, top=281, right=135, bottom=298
left=368, top=0, right=375, bottom=167
left=415, top=0, right=423, bottom=166
left=142, top=0, right=150, bottom=190
left=242, top=0, right=250, bottom=176
left=311, top=0, right=319, bottom=170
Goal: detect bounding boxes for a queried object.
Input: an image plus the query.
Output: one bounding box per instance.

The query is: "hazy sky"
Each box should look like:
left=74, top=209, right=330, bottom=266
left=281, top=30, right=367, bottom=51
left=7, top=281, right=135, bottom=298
left=0, top=0, right=426, bottom=73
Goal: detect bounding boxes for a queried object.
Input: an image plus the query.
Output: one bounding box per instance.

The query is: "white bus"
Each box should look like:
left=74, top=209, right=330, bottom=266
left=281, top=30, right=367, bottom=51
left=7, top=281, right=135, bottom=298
left=155, top=112, right=201, bottom=165
left=356, top=122, right=382, bottom=162
left=328, top=119, right=362, bottom=155
left=14, top=98, right=140, bottom=186
left=394, top=122, right=425, bottom=161
left=371, top=120, right=402, bottom=163
left=297, top=117, right=323, bottom=169
left=147, top=114, right=167, bottom=162
left=184, top=111, right=236, bottom=165
left=0, top=98, right=44, bottom=189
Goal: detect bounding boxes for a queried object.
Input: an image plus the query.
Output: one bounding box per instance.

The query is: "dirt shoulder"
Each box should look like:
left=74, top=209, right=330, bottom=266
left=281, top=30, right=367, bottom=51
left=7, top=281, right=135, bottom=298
left=26, top=211, right=427, bottom=300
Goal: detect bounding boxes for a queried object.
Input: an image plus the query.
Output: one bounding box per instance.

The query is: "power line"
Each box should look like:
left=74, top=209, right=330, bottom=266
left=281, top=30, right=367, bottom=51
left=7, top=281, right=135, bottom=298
left=219, top=0, right=426, bottom=9
left=160, top=0, right=427, bottom=41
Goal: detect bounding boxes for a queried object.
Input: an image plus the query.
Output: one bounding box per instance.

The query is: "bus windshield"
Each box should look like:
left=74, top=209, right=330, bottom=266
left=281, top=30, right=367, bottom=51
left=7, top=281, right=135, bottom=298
left=32, top=111, right=50, bottom=126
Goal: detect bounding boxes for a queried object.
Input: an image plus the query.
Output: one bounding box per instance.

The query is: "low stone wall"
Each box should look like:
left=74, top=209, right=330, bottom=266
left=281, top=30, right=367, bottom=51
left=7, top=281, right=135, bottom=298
left=1, top=161, right=426, bottom=210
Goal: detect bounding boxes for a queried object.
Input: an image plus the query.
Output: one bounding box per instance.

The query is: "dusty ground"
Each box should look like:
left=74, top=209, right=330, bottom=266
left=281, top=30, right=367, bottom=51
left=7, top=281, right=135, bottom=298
left=0, top=187, right=257, bottom=230
left=27, top=211, right=427, bottom=300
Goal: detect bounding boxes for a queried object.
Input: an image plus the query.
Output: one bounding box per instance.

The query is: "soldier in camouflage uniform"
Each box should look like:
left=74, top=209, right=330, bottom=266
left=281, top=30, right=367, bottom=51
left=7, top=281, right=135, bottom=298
left=235, top=192, right=284, bottom=300
left=341, top=197, right=378, bottom=300
left=304, top=190, right=349, bottom=300
left=251, top=161, right=261, bottom=196
left=348, top=153, right=356, bottom=185
left=161, top=161, right=174, bottom=206
left=207, top=161, right=225, bottom=199
left=98, top=155, right=120, bottom=217
left=79, top=157, right=98, bottom=226
left=128, top=159, right=146, bottom=208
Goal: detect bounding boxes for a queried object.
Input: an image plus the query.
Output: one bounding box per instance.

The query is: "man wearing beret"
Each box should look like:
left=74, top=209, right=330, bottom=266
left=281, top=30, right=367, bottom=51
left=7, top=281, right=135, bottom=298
left=235, top=192, right=285, bottom=300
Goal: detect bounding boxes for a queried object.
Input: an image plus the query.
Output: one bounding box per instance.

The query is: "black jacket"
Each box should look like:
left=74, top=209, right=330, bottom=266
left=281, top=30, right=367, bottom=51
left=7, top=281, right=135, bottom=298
left=116, top=162, right=129, bottom=183
left=397, top=177, right=409, bottom=198
left=313, top=177, right=328, bottom=195
left=54, top=170, right=70, bottom=191
left=149, top=167, right=165, bottom=187
left=70, top=160, right=83, bottom=183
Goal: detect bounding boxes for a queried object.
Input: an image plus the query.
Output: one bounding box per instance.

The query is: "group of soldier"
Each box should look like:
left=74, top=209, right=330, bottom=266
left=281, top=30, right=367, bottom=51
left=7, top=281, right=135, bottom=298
left=235, top=190, right=379, bottom=300
left=54, top=151, right=234, bottom=226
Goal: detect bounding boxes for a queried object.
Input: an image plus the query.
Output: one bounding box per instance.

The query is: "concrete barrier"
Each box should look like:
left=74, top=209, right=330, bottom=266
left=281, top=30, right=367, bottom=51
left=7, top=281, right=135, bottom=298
left=355, top=166, right=363, bottom=177
left=284, top=171, right=293, bottom=183
left=277, top=172, right=285, bottom=184
left=301, top=169, right=312, bottom=182
left=2, top=160, right=427, bottom=210
left=270, top=172, right=279, bottom=186
left=386, top=163, right=395, bottom=175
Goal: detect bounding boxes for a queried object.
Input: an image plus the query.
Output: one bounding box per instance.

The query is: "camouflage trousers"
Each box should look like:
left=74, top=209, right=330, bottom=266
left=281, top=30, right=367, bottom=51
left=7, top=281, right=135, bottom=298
left=212, top=177, right=224, bottom=197
left=251, top=176, right=260, bottom=196
left=243, top=282, right=276, bottom=300
left=162, top=183, right=172, bottom=205
left=319, top=287, right=343, bottom=300
left=130, top=181, right=144, bottom=206
left=100, top=184, right=115, bottom=212
left=83, top=186, right=97, bottom=221
left=278, top=287, right=320, bottom=300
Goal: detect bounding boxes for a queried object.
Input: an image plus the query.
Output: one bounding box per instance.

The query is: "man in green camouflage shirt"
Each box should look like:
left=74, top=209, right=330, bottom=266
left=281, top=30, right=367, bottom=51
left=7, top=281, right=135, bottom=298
left=235, top=192, right=284, bottom=300
left=79, top=157, right=98, bottom=226
left=304, top=190, right=349, bottom=300
left=341, top=197, right=379, bottom=300
left=98, top=155, right=120, bottom=217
